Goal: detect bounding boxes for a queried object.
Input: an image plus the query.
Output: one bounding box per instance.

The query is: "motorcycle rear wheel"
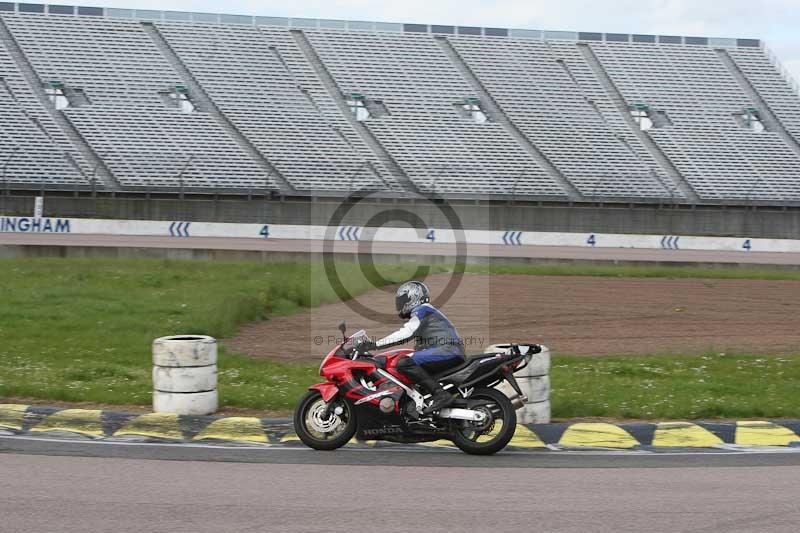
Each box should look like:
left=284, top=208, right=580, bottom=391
left=294, top=390, right=356, bottom=451
left=450, top=388, right=516, bottom=455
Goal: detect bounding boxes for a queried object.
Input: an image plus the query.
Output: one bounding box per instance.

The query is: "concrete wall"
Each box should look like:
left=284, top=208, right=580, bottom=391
left=2, top=193, right=799, bottom=238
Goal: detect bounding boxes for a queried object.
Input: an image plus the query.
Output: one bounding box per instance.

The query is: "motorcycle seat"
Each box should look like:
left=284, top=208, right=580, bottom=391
left=431, top=352, right=503, bottom=380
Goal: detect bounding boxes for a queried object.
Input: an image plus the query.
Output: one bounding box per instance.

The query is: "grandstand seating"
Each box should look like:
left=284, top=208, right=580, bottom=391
left=154, top=22, right=398, bottom=193
left=448, top=36, right=675, bottom=198
left=1, top=12, right=277, bottom=190
left=0, top=4, right=799, bottom=203
left=0, top=37, right=88, bottom=185
left=545, top=41, right=682, bottom=199
left=301, top=30, right=565, bottom=196
left=729, top=48, right=800, bottom=143
left=591, top=42, right=800, bottom=200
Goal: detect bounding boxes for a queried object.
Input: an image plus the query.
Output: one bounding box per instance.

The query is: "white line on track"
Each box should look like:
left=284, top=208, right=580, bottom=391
left=2, top=434, right=799, bottom=456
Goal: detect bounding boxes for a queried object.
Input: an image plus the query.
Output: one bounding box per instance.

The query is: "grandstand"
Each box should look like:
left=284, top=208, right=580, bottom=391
left=1, top=3, right=800, bottom=205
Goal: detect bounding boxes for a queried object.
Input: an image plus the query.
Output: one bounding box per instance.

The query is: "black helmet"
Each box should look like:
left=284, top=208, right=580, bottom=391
left=395, top=281, right=430, bottom=319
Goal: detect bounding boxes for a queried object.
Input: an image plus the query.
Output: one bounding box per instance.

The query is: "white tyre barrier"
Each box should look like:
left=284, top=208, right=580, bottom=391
left=526, top=400, right=551, bottom=424
left=487, top=344, right=551, bottom=424
left=515, top=374, right=550, bottom=403
left=152, top=335, right=217, bottom=367
left=152, top=335, right=218, bottom=415
left=153, top=390, right=218, bottom=416
left=152, top=365, right=217, bottom=393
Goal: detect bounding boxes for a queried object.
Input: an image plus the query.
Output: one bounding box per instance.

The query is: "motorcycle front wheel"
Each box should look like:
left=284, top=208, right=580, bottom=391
left=450, top=387, right=517, bottom=455
left=294, top=390, right=356, bottom=451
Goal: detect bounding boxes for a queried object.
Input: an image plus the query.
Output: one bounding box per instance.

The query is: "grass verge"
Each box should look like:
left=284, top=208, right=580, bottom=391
left=551, top=353, right=800, bottom=419
left=0, top=258, right=419, bottom=409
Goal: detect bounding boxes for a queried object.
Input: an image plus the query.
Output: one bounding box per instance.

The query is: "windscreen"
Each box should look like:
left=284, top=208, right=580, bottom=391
left=339, top=330, right=367, bottom=358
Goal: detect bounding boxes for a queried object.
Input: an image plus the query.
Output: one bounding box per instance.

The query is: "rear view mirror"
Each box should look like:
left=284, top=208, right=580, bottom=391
left=338, top=320, right=347, bottom=336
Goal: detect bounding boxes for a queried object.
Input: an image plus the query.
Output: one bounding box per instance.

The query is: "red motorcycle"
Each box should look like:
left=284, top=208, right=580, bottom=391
left=294, top=321, right=540, bottom=455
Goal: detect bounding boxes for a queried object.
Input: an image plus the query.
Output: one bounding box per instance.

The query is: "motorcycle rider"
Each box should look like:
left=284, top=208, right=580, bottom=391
left=359, top=281, right=464, bottom=414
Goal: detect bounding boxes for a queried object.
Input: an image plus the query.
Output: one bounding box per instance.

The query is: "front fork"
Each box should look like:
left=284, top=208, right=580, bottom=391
left=319, top=402, right=345, bottom=420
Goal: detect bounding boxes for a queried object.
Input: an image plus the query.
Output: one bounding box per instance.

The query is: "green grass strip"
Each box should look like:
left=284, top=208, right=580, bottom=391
left=551, top=353, right=800, bottom=419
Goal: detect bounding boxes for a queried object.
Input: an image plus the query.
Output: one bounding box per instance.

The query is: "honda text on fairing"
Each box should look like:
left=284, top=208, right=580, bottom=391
left=293, top=321, right=542, bottom=455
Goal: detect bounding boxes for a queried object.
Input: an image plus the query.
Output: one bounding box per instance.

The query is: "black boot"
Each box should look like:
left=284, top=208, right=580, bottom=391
left=423, top=388, right=455, bottom=415
left=397, top=358, right=454, bottom=414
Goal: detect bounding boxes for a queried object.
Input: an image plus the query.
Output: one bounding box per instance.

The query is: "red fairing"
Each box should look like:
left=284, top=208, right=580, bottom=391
left=310, top=382, right=339, bottom=402
left=381, top=348, right=415, bottom=385
left=314, top=340, right=417, bottom=404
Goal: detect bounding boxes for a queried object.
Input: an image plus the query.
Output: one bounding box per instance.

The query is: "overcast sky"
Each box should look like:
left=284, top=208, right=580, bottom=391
left=75, top=0, right=800, bottom=81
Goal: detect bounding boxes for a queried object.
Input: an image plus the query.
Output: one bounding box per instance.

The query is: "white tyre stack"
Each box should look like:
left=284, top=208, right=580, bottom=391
left=487, top=344, right=551, bottom=424
left=152, top=335, right=218, bottom=415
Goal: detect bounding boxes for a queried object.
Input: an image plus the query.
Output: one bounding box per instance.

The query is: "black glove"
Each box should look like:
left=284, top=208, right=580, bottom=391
left=356, top=338, right=377, bottom=354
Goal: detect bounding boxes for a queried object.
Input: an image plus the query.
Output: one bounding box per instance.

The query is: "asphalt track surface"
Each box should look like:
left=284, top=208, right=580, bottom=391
left=3, top=232, right=800, bottom=265
left=2, top=437, right=800, bottom=532
left=3, top=434, right=800, bottom=468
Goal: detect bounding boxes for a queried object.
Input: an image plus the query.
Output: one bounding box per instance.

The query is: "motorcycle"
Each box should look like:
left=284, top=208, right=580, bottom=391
left=294, top=321, right=541, bottom=455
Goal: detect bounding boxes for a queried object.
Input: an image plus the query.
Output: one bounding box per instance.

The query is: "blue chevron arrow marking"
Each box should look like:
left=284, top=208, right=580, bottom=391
left=503, top=231, right=522, bottom=246
left=170, top=222, right=191, bottom=237
left=338, top=226, right=361, bottom=241
left=661, top=236, right=680, bottom=250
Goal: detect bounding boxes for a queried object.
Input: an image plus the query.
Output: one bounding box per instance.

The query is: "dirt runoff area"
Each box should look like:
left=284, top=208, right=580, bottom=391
left=226, top=274, right=800, bottom=360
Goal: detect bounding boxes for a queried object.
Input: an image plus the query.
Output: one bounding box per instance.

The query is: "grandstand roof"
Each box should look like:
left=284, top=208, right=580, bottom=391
left=0, top=2, right=762, bottom=48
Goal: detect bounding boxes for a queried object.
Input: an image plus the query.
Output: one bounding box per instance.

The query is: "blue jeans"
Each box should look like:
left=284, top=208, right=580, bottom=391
left=411, top=347, right=464, bottom=373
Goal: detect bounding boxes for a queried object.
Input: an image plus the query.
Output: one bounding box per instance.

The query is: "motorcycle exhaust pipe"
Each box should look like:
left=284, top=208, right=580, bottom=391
left=509, top=394, right=527, bottom=410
